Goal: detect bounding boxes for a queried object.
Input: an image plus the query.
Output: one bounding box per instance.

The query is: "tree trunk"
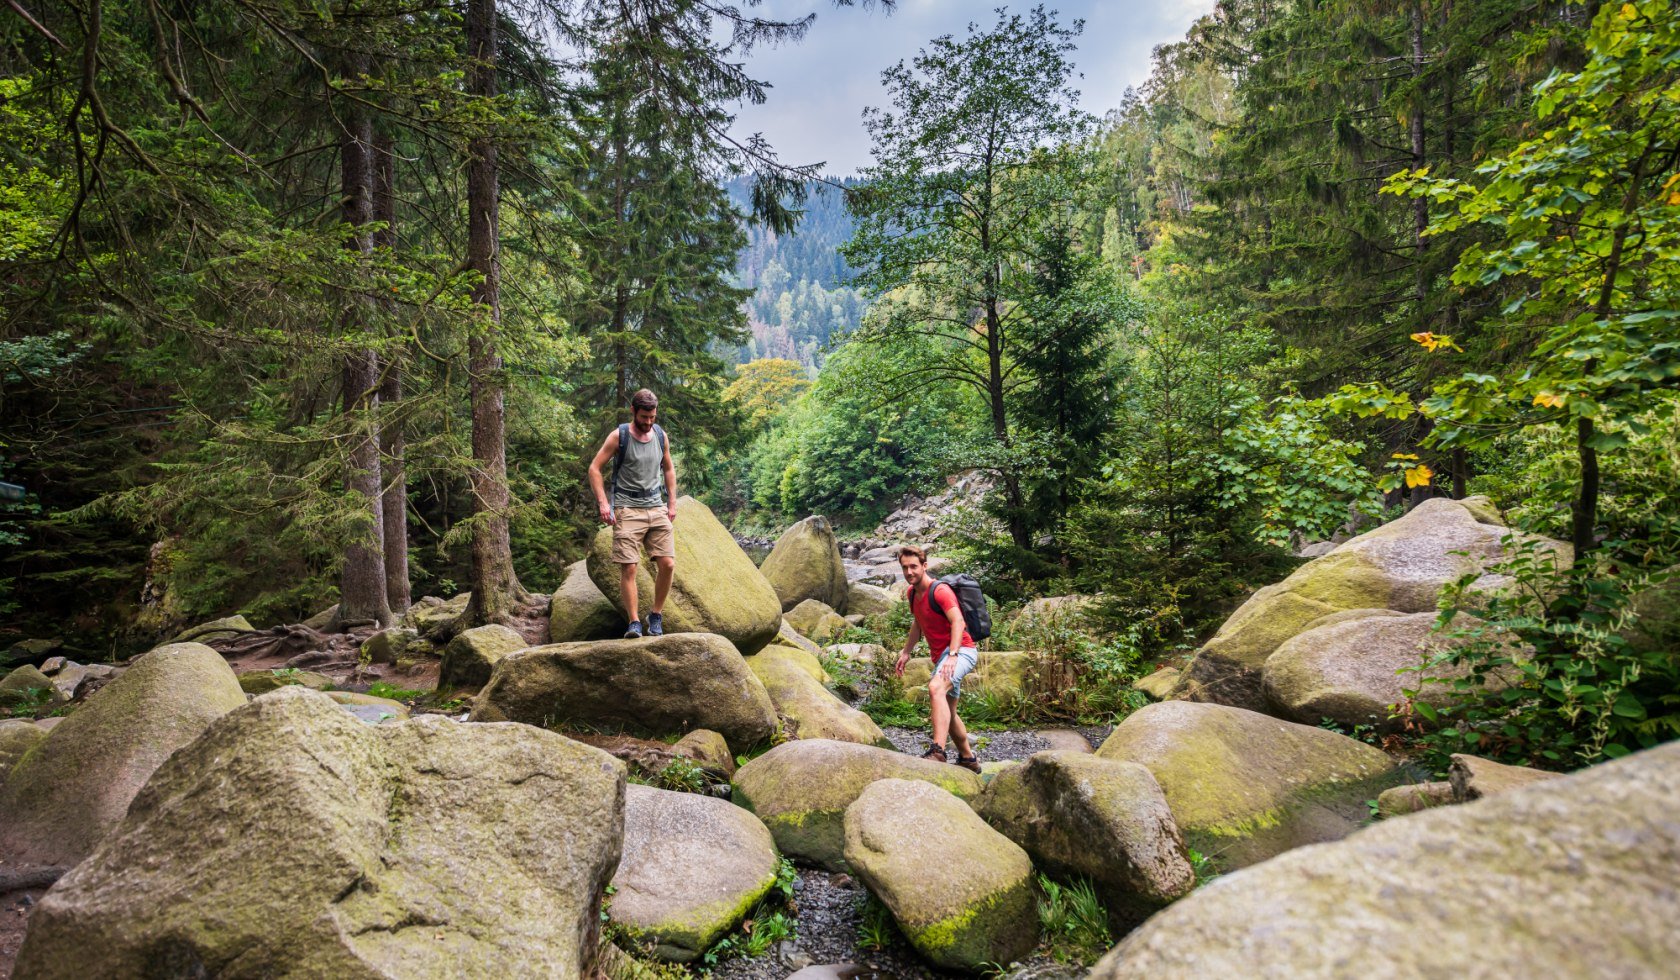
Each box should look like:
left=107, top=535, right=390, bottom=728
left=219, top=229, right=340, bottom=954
left=462, top=0, right=525, bottom=627
left=1410, top=0, right=1428, bottom=322
left=1573, top=145, right=1651, bottom=557
left=335, top=85, right=393, bottom=630
left=373, top=133, right=410, bottom=614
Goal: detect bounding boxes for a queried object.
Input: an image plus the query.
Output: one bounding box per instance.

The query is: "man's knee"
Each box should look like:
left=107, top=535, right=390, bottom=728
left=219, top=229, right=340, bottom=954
left=928, top=675, right=950, bottom=697
left=655, top=555, right=675, bottom=573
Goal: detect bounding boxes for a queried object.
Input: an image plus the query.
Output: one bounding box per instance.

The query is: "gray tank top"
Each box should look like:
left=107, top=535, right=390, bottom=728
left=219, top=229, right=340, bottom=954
left=612, top=424, right=667, bottom=509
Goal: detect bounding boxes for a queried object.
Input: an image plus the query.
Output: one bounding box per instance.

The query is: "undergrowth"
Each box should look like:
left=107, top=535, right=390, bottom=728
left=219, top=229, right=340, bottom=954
left=1036, top=874, right=1113, bottom=966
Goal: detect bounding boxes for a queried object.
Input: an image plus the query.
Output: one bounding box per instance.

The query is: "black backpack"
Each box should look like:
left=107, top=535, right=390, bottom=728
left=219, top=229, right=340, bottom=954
left=921, top=573, right=992, bottom=643
left=612, top=422, right=668, bottom=499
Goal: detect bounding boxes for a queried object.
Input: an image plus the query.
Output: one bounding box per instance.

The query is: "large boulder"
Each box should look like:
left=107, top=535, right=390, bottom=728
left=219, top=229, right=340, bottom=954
left=845, top=581, right=896, bottom=617
left=1095, top=701, right=1402, bottom=871
left=360, top=626, right=432, bottom=666
left=469, top=633, right=778, bottom=752
left=168, top=614, right=254, bottom=644
left=0, top=642, right=247, bottom=867
left=16, top=688, right=626, bottom=978
left=0, top=719, right=45, bottom=781
left=748, top=645, right=889, bottom=746
left=238, top=668, right=334, bottom=695
left=761, top=516, right=849, bottom=613
left=975, top=751, right=1193, bottom=921
left=1089, top=741, right=1680, bottom=979
left=1261, top=610, right=1508, bottom=730
left=843, top=779, right=1037, bottom=971
left=900, top=651, right=1032, bottom=705
left=732, top=739, right=984, bottom=870
left=438, top=623, right=528, bottom=691
left=1448, top=752, right=1563, bottom=801
left=402, top=592, right=470, bottom=638
left=609, top=784, right=780, bottom=962
left=0, top=663, right=63, bottom=710
left=588, top=496, right=782, bottom=654
left=1133, top=666, right=1181, bottom=701
left=1180, top=497, right=1567, bottom=712
left=777, top=620, right=825, bottom=657
left=549, top=560, right=624, bottom=643
left=784, top=598, right=849, bottom=644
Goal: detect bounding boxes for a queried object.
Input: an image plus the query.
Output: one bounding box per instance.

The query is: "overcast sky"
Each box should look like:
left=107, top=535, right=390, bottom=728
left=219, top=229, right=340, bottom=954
left=726, top=0, right=1218, bottom=176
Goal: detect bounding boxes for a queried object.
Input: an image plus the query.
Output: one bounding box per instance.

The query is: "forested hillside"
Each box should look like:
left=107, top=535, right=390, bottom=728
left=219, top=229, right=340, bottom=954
left=726, top=176, right=868, bottom=368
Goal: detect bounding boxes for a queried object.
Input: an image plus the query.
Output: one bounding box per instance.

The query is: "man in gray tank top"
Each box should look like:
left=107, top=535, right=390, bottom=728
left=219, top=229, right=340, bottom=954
left=587, top=389, right=678, bottom=638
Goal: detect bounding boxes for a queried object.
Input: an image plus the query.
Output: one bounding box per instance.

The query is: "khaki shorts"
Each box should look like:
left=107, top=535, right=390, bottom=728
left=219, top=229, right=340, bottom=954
left=612, top=506, right=675, bottom=563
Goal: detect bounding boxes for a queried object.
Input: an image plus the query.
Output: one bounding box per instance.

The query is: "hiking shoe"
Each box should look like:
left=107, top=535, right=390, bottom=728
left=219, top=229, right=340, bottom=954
left=920, top=744, right=947, bottom=763
left=954, top=754, right=982, bottom=774
left=623, top=620, right=643, bottom=639
left=647, top=612, right=664, bottom=637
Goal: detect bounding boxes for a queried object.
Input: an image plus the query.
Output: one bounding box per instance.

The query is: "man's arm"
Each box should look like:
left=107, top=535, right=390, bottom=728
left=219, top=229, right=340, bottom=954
left=586, top=430, right=620, bottom=525
left=662, top=431, right=679, bottom=521
left=895, top=618, right=922, bottom=677
left=938, top=594, right=966, bottom=679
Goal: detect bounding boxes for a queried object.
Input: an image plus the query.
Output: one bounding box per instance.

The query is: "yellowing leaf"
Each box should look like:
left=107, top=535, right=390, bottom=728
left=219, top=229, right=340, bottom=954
left=1621, top=3, right=1639, bottom=18
left=1409, top=331, right=1462, bottom=352
left=1663, top=172, right=1680, bottom=192
left=1404, top=464, right=1435, bottom=489
left=1391, top=452, right=1420, bottom=460
left=1534, top=392, right=1568, bottom=409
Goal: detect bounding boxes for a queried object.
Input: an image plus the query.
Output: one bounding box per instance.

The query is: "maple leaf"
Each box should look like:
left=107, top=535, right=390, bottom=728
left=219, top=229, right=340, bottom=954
left=1533, top=392, right=1568, bottom=409
left=1404, top=464, right=1434, bottom=489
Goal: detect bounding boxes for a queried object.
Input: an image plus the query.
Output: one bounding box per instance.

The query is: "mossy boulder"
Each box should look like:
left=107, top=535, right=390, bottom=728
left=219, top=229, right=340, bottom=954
left=1376, top=781, right=1455, bottom=818
left=748, top=645, right=888, bottom=746
left=760, top=515, right=849, bottom=613
left=325, top=691, right=411, bottom=725
left=900, top=651, right=1032, bottom=705
left=0, top=719, right=45, bottom=782
left=1133, top=666, right=1181, bottom=701
left=0, top=642, right=247, bottom=867
left=401, top=593, right=470, bottom=638
left=609, top=784, right=779, bottom=962
left=15, top=688, right=626, bottom=979
left=975, top=751, right=1194, bottom=921
left=1015, top=594, right=1097, bottom=628
left=1095, top=701, right=1402, bottom=871
left=470, top=633, right=778, bottom=752
left=1089, top=741, right=1680, bottom=979
left=550, top=560, right=625, bottom=643
left=169, top=614, right=254, bottom=644
left=0, top=663, right=63, bottom=710
left=777, top=620, right=825, bottom=657
left=238, top=669, right=334, bottom=695
left=1180, top=497, right=1567, bottom=711
left=843, top=779, right=1037, bottom=971
left=671, top=729, right=735, bottom=778
left=784, top=598, right=849, bottom=644
left=361, top=626, right=434, bottom=666
left=439, top=623, right=528, bottom=691
left=1448, top=752, right=1563, bottom=801
left=1262, top=611, right=1509, bottom=731
left=846, top=581, right=896, bottom=617
left=732, top=739, right=984, bottom=870
left=587, top=496, right=782, bottom=655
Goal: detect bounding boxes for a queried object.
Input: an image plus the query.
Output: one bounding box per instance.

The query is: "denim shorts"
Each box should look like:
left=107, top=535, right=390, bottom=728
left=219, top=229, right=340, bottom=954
left=934, top=647, right=979, bottom=701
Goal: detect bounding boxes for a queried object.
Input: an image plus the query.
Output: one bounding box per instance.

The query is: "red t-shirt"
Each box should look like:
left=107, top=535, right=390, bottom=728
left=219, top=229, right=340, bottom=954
left=911, top=581, right=974, bottom=663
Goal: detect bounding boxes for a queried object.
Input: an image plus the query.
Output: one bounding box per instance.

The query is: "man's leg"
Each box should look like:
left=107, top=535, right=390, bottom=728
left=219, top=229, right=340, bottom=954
left=620, top=562, right=640, bottom=623
left=652, top=555, right=674, bottom=614
left=949, top=706, right=973, bottom=758
left=928, top=673, right=953, bottom=750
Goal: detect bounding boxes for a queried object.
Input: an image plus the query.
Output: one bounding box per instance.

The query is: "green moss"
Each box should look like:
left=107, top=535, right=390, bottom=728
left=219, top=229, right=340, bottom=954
left=903, top=874, right=1033, bottom=957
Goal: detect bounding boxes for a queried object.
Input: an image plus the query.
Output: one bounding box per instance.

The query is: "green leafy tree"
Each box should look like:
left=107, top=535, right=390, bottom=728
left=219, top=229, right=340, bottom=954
left=843, top=5, right=1094, bottom=550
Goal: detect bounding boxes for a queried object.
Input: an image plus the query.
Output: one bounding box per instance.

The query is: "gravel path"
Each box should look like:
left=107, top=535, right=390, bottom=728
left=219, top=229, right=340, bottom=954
left=707, top=868, right=1086, bottom=980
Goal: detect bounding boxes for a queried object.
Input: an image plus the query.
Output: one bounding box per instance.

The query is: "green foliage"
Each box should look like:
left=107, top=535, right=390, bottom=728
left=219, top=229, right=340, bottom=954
left=855, top=892, right=897, bottom=952
left=2, top=685, right=58, bottom=719
left=1036, top=874, right=1114, bottom=966
left=1005, top=606, right=1154, bottom=723
left=365, top=682, right=427, bottom=702
left=1185, top=848, right=1222, bottom=888
left=701, top=859, right=800, bottom=966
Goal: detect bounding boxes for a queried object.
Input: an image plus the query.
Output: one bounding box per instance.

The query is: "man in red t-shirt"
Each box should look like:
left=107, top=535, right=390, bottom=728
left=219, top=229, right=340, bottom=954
left=893, top=545, right=981, bottom=772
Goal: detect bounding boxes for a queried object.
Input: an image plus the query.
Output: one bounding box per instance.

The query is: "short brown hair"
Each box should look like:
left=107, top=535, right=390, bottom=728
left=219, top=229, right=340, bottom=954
left=631, top=389, right=658, bottom=411
left=896, top=545, right=928, bottom=564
